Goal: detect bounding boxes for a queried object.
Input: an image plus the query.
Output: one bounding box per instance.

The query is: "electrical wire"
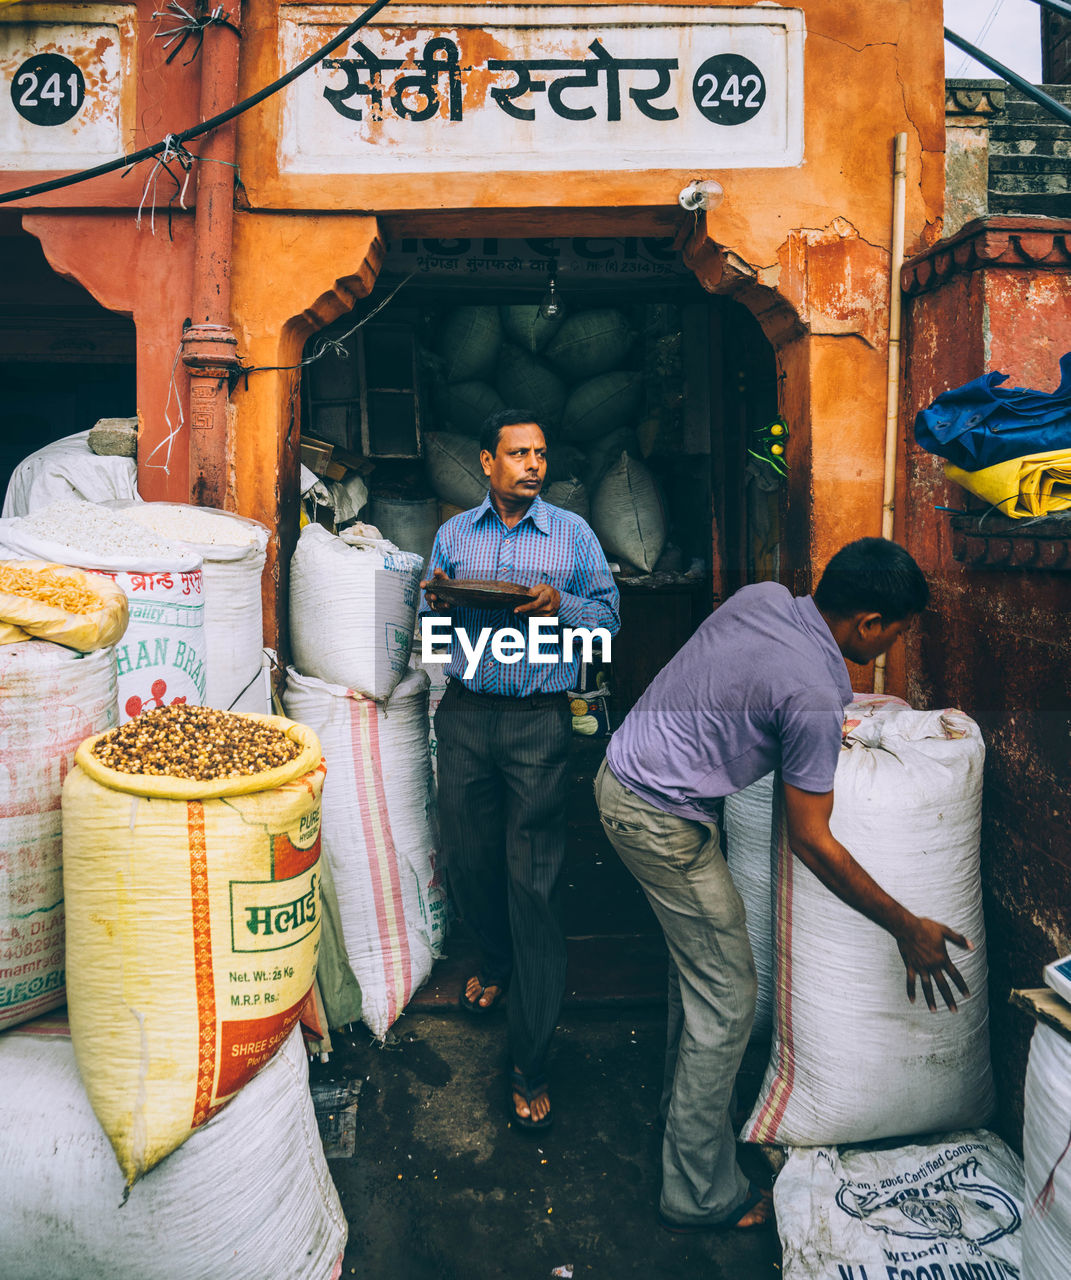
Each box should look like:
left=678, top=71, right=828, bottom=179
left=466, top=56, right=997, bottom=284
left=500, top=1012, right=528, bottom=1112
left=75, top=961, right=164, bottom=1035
left=0, top=0, right=393, bottom=205
left=953, top=0, right=1006, bottom=77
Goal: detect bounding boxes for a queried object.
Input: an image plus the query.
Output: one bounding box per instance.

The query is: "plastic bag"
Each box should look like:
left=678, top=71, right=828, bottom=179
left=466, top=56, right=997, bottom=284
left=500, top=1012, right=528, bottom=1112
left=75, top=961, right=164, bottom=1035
left=913, top=351, right=1071, bottom=469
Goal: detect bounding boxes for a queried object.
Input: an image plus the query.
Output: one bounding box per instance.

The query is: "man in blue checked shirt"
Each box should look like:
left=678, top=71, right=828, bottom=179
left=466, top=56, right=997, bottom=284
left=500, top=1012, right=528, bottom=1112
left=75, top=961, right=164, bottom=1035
left=420, top=409, right=620, bottom=1131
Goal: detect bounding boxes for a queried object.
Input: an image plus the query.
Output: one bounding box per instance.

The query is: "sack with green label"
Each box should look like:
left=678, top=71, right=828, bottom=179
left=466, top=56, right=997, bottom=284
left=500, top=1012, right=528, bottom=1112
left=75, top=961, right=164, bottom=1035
left=61, top=715, right=325, bottom=1186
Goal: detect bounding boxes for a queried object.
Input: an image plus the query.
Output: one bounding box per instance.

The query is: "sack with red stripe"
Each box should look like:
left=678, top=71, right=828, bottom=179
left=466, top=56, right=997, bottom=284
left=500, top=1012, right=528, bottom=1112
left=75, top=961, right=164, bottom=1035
left=61, top=716, right=325, bottom=1186
left=0, top=641, right=118, bottom=1031
left=743, top=707, right=994, bottom=1147
left=283, top=667, right=447, bottom=1039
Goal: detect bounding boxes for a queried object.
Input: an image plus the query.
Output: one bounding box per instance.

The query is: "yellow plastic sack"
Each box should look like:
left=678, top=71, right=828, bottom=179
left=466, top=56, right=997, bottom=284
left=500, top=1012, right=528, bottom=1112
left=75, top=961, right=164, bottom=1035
left=0, top=621, right=29, bottom=644
left=0, top=559, right=128, bottom=651
left=61, top=716, right=325, bottom=1186
left=945, top=449, right=1071, bottom=519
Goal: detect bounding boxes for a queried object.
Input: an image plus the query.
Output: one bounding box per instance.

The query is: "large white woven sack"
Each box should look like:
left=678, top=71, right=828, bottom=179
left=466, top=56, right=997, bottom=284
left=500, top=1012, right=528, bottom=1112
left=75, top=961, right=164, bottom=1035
left=283, top=668, right=447, bottom=1039
left=116, top=502, right=269, bottom=711
left=0, top=642, right=118, bottom=1030
left=724, top=771, right=777, bottom=1042
left=1024, top=1023, right=1071, bottom=1279
left=775, top=1131, right=1023, bottom=1280
left=0, top=513, right=205, bottom=720
left=0, top=1018, right=346, bottom=1280
left=744, top=707, right=995, bottom=1146
left=591, top=453, right=665, bottom=572
left=289, top=523, right=423, bottom=702
left=1, top=431, right=137, bottom=518
left=724, top=696, right=911, bottom=1044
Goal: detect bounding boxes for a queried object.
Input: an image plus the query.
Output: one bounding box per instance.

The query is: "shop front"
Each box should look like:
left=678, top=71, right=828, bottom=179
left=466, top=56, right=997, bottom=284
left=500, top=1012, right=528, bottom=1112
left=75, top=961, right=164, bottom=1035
left=0, top=0, right=945, bottom=687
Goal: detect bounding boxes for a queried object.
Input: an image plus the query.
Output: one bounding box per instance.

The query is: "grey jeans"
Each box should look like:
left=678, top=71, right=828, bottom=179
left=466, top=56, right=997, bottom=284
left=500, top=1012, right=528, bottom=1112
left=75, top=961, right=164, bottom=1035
left=594, top=760, right=757, bottom=1225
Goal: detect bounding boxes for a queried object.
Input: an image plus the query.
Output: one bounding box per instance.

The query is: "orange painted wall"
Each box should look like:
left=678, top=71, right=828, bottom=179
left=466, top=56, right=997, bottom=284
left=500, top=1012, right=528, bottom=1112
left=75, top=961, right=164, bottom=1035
left=3, top=0, right=946, bottom=647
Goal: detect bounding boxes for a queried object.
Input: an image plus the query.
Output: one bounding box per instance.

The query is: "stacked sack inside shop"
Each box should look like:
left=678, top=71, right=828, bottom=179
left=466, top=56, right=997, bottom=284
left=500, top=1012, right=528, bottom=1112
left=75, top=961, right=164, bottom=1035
left=286, top=520, right=447, bottom=1040
left=724, top=694, right=1027, bottom=1280
left=0, top=512, right=347, bottom=1276
left=421, top=303, right=667, bottom=574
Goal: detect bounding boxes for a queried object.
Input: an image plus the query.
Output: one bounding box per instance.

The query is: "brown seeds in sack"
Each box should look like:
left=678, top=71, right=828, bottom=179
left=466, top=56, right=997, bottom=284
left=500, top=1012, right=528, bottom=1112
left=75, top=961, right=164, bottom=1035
left=91, top=705, right=300, bottom=781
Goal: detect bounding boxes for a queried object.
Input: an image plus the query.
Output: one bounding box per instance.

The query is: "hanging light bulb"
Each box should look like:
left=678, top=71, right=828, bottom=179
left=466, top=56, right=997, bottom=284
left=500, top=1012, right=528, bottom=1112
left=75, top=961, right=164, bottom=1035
left=539, top=273, right=562, bottom=321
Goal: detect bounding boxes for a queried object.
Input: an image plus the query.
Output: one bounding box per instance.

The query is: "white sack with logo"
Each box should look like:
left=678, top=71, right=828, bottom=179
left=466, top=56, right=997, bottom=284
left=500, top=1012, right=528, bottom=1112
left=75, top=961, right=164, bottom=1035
left=775, top=1131, right=1023, bottom=1280
left=289, top=523, right=423, bottom=702
left=282, top=667, right=448, bottom=1039
left=1023, top=1022, right=1071, bottom=1280
left=112, top=502, right=270, bottom=712
left=0, top=1020, right=346, bottom=1280
left=744, top=707, right=994, bottom=1147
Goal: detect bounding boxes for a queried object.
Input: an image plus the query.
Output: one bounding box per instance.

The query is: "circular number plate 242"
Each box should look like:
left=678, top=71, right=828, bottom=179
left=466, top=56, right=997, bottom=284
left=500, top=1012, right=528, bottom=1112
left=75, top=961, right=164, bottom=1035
left=11, top=54, right=85, bottom=126
left=692, top=54, right=767, bottom=126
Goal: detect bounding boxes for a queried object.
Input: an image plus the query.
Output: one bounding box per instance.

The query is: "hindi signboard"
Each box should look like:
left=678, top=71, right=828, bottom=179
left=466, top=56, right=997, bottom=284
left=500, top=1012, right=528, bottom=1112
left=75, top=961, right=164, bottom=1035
left=279, top=4, right=805, bottom=175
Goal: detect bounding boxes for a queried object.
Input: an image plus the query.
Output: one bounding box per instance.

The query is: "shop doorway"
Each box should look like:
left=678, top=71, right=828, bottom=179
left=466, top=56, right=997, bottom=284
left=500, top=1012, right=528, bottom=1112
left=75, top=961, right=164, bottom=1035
left=0, top=214, right=136, bottom=507
left=297, top=236, right=782, bottom=997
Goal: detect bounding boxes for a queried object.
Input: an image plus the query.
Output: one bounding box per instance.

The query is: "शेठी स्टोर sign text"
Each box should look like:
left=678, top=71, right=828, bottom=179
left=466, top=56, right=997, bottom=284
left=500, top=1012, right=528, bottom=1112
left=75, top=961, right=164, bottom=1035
left=279, top=3, right=805, bottom=175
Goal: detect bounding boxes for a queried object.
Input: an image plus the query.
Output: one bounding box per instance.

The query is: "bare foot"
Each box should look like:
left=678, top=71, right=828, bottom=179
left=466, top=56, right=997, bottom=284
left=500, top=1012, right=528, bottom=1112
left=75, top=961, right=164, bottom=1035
left=512, top=1069, right=551, bottom=1124
left=464, top=976, right=502, bottom=1009
left=735, top=1189, right=774, bottom=1230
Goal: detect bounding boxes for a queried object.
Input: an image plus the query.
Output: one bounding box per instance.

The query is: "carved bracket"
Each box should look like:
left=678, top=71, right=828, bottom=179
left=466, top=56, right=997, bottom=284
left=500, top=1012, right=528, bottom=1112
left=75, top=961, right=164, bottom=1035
left=950, top=512, right=1071, bottom=570
left=902, top=216, right=1071, bottom=294
left=945, top=79, right=1006, bottom=117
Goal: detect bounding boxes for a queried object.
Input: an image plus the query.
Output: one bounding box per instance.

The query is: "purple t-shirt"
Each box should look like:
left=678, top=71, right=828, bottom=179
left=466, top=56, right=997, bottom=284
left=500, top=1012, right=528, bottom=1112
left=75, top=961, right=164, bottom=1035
left=605, top=582, right=853, bottom=821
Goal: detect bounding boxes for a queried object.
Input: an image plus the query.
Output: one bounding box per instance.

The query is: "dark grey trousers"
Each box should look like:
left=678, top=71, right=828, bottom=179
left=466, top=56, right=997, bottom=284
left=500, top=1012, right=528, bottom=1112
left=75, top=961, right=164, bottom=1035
left=435, top=680, right=572, bottom=1079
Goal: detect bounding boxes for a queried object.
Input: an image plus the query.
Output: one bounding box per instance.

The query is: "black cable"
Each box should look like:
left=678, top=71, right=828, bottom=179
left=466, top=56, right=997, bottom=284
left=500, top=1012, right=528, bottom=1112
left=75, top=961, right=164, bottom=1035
left=945, top=27, right=1071, bottom=126
left=0, top=0, right=393, bottom=205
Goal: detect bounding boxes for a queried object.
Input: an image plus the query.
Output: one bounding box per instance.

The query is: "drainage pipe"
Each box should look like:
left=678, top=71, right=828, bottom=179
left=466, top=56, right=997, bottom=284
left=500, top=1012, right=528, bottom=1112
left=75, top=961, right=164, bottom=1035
left=874, top=131, right=907, bottom=696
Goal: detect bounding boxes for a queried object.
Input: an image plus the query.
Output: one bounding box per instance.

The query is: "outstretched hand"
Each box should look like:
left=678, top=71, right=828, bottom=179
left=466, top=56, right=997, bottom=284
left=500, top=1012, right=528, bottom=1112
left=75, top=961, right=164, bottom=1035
left=896, top=917, right=973, bottom=1012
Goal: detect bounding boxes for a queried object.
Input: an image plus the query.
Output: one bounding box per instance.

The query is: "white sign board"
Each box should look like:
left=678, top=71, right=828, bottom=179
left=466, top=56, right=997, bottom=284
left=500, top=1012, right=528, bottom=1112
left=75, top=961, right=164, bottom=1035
left=280, top=4, right=805, bottom=175
left=1, top=7, right=131, bottom=170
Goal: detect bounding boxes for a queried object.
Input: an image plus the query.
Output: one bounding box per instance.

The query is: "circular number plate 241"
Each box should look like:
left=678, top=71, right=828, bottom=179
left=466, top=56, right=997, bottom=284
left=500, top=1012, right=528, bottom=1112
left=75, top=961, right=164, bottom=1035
left=692, top=54, right=767, bottom=126
left=11, top=54, right=85, bottom=126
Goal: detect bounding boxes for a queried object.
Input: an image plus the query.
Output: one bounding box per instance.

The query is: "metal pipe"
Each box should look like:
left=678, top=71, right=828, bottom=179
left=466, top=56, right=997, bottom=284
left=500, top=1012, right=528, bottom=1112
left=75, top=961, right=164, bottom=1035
left=1024, top=0, right=1071, bottom=24
left=945, top=27, right=1071, bottom=126
left=183, top=0, right=243, bottom=509
left=874, top=132, right=907, bottom=696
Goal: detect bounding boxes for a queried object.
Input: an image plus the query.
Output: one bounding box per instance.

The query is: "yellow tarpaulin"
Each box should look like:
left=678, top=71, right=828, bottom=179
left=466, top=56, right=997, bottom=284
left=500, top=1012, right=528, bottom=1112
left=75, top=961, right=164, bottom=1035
left=945, top=449, right=1071, bottom=519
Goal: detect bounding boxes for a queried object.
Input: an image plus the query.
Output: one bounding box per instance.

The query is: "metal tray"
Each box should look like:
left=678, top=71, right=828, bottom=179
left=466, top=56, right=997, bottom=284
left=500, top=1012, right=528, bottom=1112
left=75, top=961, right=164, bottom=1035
left=428, top=578, right=535, bottom=609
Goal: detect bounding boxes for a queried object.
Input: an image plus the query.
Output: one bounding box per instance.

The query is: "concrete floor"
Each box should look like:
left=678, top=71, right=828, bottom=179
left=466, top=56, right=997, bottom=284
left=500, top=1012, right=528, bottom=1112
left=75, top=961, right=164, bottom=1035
left=311, top=1006, right=782, bottom=1280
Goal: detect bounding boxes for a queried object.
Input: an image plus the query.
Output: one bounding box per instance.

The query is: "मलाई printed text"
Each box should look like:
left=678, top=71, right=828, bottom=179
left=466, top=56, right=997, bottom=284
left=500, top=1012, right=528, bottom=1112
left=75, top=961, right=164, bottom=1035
left=421, top=617, right=612, bottom=680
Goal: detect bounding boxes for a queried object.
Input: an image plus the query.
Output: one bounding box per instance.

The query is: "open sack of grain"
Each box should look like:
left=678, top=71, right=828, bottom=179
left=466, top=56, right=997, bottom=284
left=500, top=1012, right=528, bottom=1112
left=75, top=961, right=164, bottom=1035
left=0, top=501, right=205, bottom=719
left=62, top=705, right=325, bottom=1185
left=0, top=1017, right=346, bottom=1279
left=0, top=560, right=128, bottom=652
